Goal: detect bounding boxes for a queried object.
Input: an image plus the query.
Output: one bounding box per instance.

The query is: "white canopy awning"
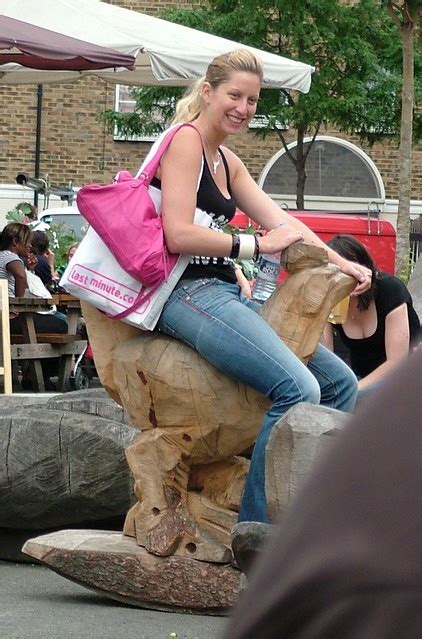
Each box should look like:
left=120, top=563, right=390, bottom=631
left=0, top=0, right=314, bottom=92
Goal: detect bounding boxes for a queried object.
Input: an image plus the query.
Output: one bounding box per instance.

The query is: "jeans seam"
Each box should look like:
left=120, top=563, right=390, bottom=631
left=309, top=362, right=338, bottom=399
left=186, top=298, right=310, bottom=400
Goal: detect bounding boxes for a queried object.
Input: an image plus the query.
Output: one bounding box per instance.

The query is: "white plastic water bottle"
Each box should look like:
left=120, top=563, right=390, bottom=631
left=252, top=253, right=281, bottom=302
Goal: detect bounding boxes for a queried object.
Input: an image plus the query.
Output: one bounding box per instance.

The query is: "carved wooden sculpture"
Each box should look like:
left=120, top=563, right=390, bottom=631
left=81, top=243, right=355, bottom=564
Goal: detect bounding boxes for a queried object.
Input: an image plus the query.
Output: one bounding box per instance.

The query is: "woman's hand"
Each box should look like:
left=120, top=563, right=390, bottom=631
left=258, top=226, right=304, bottom=255
left=234, top=264, right=253, bottom=298
left=26, top=251, right=38, bottom=272
left=339, top=259, right=372, bottom=296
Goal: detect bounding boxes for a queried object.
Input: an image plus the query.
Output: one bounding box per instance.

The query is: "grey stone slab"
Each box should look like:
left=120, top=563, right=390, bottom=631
left=46, top=389, right=131, bottom=425
left=0, top=394, right=54, bottom=409
left=265, top=402, right=349, bottom=520
left=0, top=408, right=139, bottom=529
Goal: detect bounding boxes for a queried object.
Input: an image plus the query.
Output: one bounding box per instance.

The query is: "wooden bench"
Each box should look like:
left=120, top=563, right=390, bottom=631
left=9, top=296, right=87, bottom=393
left=0, top=280, right=12, bottom=394
left=10, top=333, right=78, bottom=344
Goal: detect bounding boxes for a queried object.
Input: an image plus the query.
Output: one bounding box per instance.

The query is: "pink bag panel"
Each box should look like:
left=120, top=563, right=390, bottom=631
left=77, top=123, right=198, bottom=291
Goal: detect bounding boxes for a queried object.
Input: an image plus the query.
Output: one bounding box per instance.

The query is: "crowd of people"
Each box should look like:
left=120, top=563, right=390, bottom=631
left=0, top=221, right=70, bottom=390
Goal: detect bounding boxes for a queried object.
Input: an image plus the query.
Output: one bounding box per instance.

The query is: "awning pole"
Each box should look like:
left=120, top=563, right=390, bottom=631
left=34, top=84, right=43, bottom=208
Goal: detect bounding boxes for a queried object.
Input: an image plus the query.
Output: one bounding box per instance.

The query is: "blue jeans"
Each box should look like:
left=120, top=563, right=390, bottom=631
left=158, top=278, right=358, bottom=523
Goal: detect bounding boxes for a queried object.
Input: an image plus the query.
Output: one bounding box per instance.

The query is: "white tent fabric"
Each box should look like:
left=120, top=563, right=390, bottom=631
left=0, top=0, right=314, bottom=92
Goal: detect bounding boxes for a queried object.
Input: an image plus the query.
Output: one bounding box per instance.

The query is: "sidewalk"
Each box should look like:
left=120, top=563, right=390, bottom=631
left=0, top=560, right=227, bottom=638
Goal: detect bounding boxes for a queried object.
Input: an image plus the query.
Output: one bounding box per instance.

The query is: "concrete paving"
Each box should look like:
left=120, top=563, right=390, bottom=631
left=0, top=560, right=227, bottom=639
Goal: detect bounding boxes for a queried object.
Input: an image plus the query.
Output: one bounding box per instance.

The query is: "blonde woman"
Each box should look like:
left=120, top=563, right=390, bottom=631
left=152, top=49, right=371, bottom=524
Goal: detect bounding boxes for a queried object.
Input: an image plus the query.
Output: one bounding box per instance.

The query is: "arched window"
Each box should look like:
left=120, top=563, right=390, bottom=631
left=259, top=136, right=385, bottom=206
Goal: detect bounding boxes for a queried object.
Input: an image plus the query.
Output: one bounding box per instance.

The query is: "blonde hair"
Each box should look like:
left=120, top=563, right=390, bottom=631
left=172, top=49, right=263, bottom=125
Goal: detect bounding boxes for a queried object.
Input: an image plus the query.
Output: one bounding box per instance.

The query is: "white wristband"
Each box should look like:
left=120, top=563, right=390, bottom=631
left=238, top=234, right=256, bottom=260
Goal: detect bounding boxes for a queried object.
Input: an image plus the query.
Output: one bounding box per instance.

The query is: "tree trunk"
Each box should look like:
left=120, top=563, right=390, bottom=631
left=395, top=21, right=414, bottom=278
left=296, top=126, right=307, bottom=210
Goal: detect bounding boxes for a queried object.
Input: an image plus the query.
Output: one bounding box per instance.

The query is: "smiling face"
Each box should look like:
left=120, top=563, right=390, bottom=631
left=202, top=71, right=261, bottom=136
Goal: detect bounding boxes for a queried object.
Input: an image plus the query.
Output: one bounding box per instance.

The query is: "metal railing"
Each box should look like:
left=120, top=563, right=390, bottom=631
left=410, top=232, right=422, bottom=268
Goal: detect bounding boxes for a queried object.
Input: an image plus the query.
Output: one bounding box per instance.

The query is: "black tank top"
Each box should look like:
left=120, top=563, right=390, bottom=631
left=151, top=149, right=238, bottom=283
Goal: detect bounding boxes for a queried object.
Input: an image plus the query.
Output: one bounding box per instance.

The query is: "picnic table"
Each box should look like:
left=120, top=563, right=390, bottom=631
left=9, top=293, right=86, bottom=392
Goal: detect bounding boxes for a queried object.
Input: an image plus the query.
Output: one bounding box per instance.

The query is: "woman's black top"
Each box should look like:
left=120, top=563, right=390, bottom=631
left=335, top=272, right=421, bottom=378
left=151, top=149, right=238, bottom=283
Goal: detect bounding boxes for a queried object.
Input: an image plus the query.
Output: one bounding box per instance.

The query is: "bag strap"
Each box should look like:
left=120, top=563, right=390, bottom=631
left=108, top=124, right=203, bottom=322
left=108, top=285, right=156, bottom=321
left=140, top=123, right=200, bottom=186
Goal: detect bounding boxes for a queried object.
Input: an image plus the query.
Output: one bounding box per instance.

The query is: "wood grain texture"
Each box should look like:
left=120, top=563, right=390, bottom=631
left=81, top=243, right=355, bottom=562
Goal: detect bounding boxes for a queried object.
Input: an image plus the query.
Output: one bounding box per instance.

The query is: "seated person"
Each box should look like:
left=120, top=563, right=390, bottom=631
left=322, top=234, right=420, bottom=402
left=30, top=230, right=56, bottom=290
left=26, top=249, right=67, bottom=323
left=0, top=222, right=67, bottom=390
left=56, top=242, right=78, bottom=280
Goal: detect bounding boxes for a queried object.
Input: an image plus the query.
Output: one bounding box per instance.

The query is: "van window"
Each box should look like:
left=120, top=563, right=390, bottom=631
left=39, top=213, right=85, bottom=239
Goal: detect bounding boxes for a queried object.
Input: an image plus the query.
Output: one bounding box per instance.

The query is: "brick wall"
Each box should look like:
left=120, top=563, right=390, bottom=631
left=0, top=0, right=420, bottom=203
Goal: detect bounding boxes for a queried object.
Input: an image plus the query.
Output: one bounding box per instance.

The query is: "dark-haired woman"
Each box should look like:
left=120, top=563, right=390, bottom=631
left=323, top=234, right=420, bottom=400
left=31, top=229, right=56, bottom=289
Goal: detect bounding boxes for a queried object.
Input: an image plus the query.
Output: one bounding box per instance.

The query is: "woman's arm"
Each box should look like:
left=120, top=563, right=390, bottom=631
left=7, top=259, right=28, bottom=297
left=159, top=127, right=303, bottom=257
left=358, top=303, right=410, bottom=390
left=228, top=153, right=372, bottom=295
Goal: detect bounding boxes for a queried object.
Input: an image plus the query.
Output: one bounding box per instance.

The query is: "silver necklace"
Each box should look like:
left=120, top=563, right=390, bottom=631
left=201, top=131, right=221, bottom=174
left=211, top=151, right=221, bottom=175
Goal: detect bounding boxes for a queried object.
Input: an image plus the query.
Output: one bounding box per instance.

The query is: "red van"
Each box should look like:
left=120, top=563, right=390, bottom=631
left=231, top=210, right=396, bottom=274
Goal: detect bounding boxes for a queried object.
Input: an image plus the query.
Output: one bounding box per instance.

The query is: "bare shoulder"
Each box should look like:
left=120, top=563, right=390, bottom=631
left=164, top=126, right=202, bottom=163
left=158, top=125, right=203, bottom=178
left=220, top=145, right=244, bottom=175
left=167, top=124, right=203, bottom=156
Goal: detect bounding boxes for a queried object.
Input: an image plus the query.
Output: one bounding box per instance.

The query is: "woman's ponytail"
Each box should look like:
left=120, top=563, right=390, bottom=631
left=171, top=77, right=205, bottom=124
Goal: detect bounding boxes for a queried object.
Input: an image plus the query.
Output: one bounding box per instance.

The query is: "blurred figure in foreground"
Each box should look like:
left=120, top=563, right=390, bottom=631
left=223, top=350, right=422, bottom=639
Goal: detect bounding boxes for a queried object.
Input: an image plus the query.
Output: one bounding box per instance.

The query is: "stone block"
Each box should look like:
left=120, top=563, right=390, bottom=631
left=46, top=388, right=131, bottom=425
left=0, top=394, right=52, bottom=409
left=265, top=402, right=349, bottom=520
left=0, top=408, right=139, bottom=529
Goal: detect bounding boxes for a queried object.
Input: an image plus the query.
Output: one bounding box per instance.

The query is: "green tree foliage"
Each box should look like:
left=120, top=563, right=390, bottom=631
left=101, top=0, right=420, bottom=212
